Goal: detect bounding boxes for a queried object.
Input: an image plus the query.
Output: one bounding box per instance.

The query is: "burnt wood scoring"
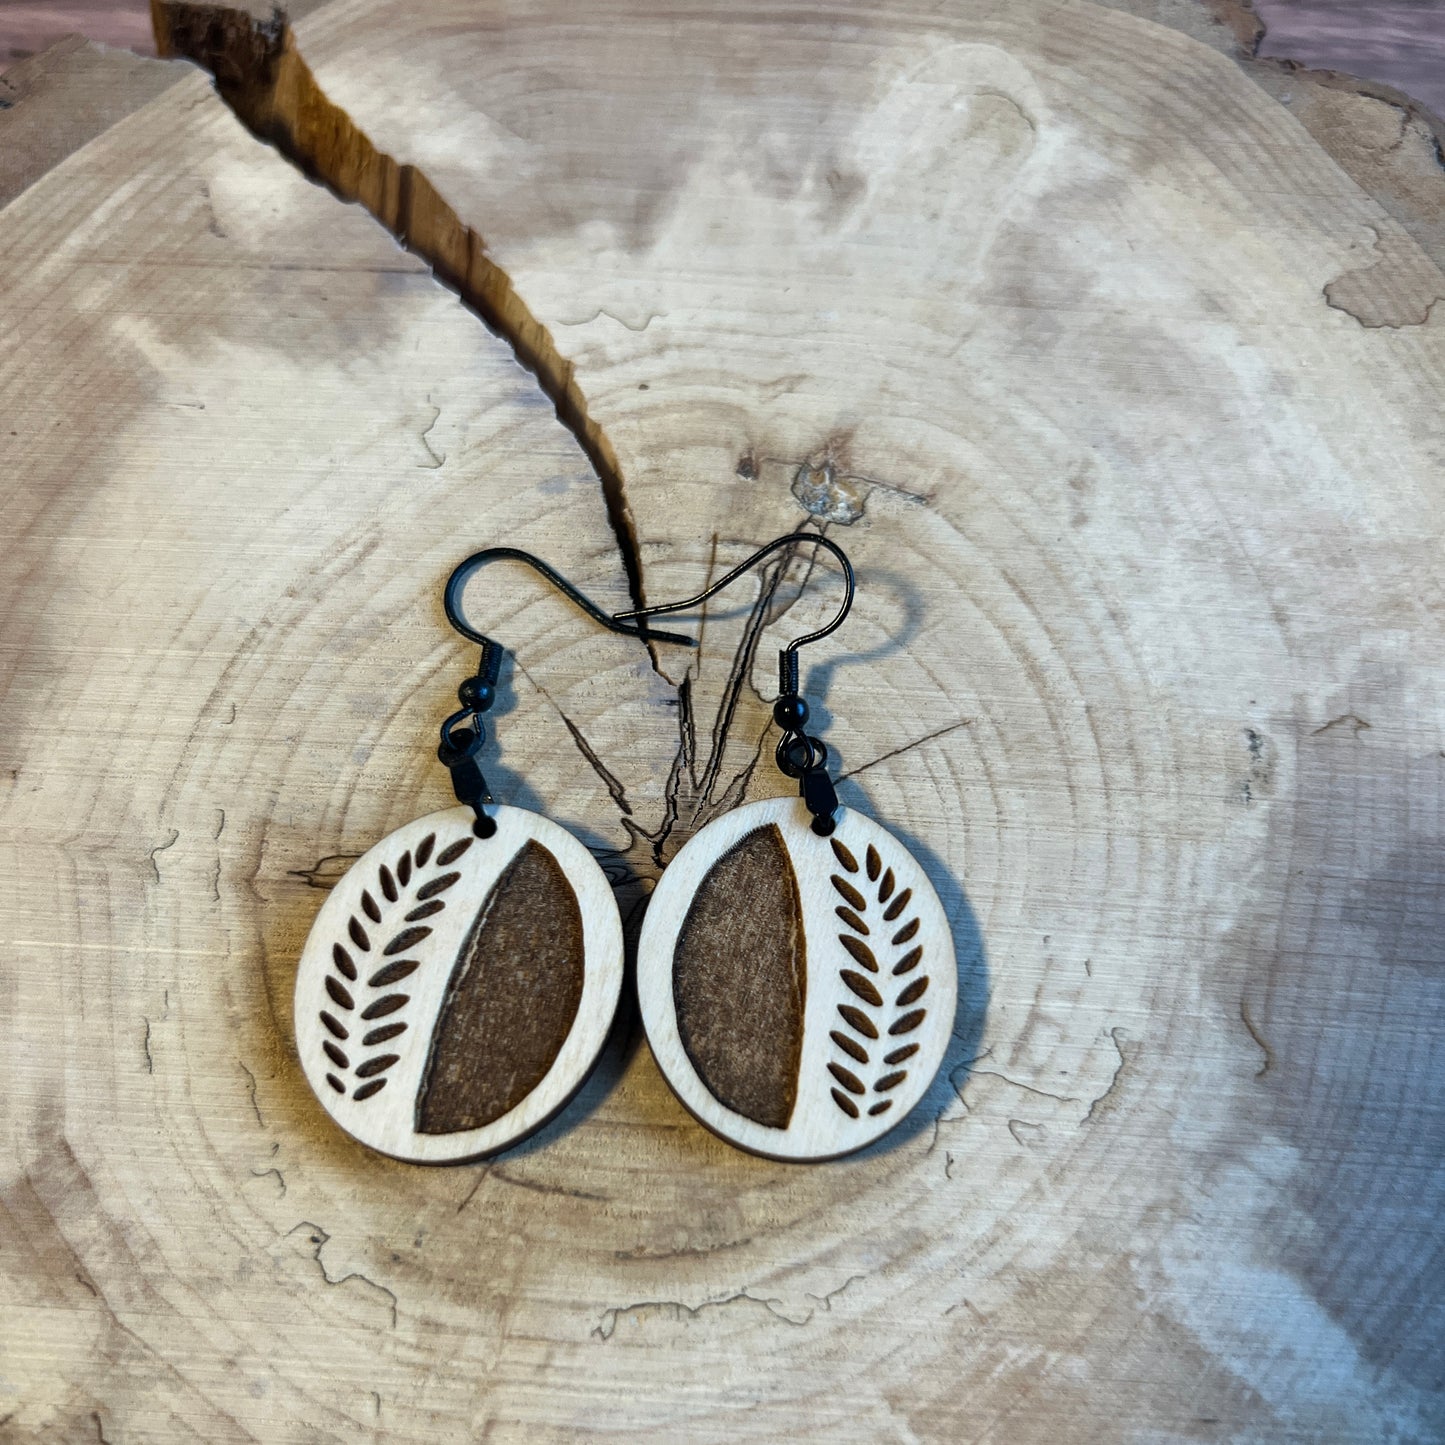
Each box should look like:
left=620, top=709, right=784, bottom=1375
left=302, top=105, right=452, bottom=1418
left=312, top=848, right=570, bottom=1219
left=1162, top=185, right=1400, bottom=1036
left=672, top=823, right=806, bottom=1129
left=415, top=839, right=585, bottom=1134
left=827, top=837, right=927, bottom=1119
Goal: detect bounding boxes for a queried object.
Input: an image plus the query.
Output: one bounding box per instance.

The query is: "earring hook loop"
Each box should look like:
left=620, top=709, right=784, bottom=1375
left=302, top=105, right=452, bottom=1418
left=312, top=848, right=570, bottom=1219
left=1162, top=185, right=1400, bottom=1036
left=615, top=531, right=852, bottom=836
left=444, top=546, right=697, bottom=650
left=613, top=532, right=854, bottom=656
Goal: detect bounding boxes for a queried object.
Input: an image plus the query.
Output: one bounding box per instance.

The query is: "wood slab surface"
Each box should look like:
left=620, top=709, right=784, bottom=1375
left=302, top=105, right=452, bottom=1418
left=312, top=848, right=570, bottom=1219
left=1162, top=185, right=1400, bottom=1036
left=1, top=1, right=1443, bottom=1438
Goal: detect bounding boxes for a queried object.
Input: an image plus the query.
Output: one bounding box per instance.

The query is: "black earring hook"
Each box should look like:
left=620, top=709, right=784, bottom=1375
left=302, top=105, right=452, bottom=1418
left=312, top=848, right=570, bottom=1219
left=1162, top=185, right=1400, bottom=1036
left=616, top=532, right=854, bottom=836
left=614, top=532, right=854, bottom=670
left=438, top=547, right=694, bottom=835
left=444, top=546, right=696, bottom=650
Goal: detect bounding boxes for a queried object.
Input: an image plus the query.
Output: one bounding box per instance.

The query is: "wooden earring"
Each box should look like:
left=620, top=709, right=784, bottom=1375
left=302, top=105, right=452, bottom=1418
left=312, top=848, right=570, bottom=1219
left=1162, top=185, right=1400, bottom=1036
left=293, top=548, right=695, bottom=1163
left=626, top=536, right=958, bottom=1161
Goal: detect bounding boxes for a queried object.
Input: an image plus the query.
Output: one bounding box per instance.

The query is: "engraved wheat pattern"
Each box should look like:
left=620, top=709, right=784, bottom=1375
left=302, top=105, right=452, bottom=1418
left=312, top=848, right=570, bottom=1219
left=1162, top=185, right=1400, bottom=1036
left=318, top=829, right=473, bottom=1102
left=826, top=837, right=928, bottom=1119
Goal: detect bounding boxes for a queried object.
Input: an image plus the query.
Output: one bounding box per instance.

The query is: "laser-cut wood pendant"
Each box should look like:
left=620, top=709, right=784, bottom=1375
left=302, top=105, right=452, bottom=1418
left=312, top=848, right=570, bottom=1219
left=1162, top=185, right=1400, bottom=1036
left=637, top=796, right=957, bottom=1160
left=294, top=805, right=623, bottom=1163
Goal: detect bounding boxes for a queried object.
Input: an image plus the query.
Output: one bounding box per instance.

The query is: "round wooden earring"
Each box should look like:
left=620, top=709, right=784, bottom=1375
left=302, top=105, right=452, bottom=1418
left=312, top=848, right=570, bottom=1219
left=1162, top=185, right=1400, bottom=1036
left=291, top=546, right=693, bottom=1164
left=637, top=795, right=957, bottom=1160
left=625, top=534, right=958, bottom=1161
left=294, top=804, right=622, bottom=1163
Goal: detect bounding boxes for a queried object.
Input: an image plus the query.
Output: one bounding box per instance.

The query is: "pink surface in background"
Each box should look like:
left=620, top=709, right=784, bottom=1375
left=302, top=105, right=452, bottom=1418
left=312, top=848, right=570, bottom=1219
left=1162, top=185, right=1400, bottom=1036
left=1, top=1, right=154, bottom=65
left=1258, top=0, right=1445, bottom=116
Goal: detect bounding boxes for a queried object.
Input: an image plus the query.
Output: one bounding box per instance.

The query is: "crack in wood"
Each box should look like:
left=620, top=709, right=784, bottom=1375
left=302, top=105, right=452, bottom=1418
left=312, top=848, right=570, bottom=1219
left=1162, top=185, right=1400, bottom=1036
left=417, top=401, right=445, bottom=469
left=1239, top=997, right=1275, bottom=1078
left=249, top=1165, right=287, bottom=1196
left=803, top=1273, right=865, bottom=1313
left=969, top=1069, right=1081, bottom=1108
left=511, top=659, right=636, bottom=818
left=153, top=2, right=657, bottom=656
left=237, top=1058, right=265, bottom=1128
left=592, top=1272, right=863, bottom=1339
left=148, top=827, right=179, bottom=883
left=1082, top=1027, right=1134, bottom=1124
left=288, top=854, right=361, bottom=889
left=1311, top=712, right=1372, bottom=738
left=591, top=1291, right=798, bottom=1339
left=1007, top=1118, right=1047, bottom=1147
left=284, top=1222, right=398, bottom=1327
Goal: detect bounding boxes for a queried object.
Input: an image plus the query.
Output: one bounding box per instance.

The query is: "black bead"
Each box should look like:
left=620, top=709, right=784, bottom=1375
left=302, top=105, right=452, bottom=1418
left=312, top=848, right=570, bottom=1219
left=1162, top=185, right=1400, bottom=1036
left=459, top=677, right=496, bottom=711
left=773, top=693, right=809, bottom=730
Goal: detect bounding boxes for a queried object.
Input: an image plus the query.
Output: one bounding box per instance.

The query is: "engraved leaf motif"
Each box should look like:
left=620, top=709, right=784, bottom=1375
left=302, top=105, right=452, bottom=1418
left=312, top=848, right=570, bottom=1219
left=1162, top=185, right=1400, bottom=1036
left=318, top=830, right=473, bottom=1102
left=828, top=834, right=928, bottom=1119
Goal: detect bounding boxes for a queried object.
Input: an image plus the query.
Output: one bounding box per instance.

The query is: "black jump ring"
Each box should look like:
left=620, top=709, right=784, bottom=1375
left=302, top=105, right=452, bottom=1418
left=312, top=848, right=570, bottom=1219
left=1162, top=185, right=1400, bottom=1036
left=438, top=709, right=483, bottom=764
left=776, top=733, right=827, bottom=778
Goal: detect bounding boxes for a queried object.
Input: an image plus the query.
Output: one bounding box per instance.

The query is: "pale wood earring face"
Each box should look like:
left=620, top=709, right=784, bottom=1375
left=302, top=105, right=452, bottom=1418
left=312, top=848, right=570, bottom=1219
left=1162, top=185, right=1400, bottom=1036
left=637, top=797, right=958, bottom=1161
left=293, top=805, right=623, bottom=1163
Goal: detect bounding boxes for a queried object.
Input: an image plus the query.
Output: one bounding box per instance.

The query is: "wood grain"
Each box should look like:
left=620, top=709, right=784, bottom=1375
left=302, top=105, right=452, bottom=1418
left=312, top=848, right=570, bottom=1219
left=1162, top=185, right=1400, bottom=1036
left=0, top=36, right=177, bottom=205
left=2, top=0, right=1444, bottom=1438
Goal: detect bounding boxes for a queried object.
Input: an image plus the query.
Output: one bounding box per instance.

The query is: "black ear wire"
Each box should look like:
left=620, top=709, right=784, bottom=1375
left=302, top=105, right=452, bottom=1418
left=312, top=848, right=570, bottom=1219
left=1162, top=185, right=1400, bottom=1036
left=616, top=532, right=855, bottom=835
left=614, top=531, right=854, bottom=654
left=439, top=547, right=697, bottom=834
left=444, top=546, right=697, bottom=650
